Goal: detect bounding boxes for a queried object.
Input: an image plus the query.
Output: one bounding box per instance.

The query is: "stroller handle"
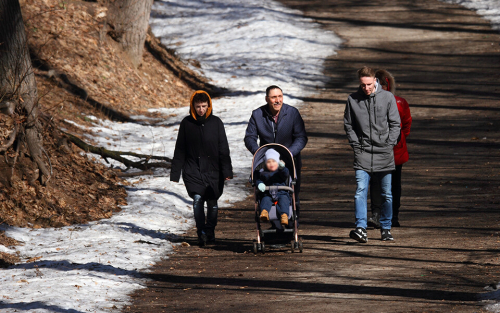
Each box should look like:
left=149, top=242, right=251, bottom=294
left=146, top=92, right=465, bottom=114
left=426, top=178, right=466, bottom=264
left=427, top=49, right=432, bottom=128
left=264, top=186, right=294, bottom=193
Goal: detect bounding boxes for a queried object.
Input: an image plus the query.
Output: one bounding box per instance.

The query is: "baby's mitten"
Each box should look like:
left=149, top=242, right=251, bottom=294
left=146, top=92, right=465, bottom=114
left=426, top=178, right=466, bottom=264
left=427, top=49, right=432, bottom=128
left=279, top=160, right=286, bottom=169
left=258, top=183, right=266, bottom=192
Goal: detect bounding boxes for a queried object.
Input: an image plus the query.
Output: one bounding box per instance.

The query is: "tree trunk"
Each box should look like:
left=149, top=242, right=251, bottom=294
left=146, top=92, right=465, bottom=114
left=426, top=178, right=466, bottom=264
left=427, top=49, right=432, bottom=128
left=0, top=0, right=50, bottom=184
left=108, top=0, right=154, bottom=68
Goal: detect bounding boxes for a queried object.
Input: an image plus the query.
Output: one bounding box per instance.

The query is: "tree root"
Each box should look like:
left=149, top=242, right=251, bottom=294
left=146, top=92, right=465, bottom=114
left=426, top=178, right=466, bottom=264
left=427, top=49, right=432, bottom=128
left=62, top=130, right=171, bottom=170
left=25, top=126, right=51, bottom=185
left=0, top=125, right=18, bottom=153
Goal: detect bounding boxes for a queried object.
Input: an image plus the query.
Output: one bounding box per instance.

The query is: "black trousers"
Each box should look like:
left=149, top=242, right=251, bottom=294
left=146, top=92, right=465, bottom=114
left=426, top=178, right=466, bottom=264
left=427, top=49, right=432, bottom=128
left=370, top=164, right=403, bottom=221
left=192, top=194, right=218, bottom=240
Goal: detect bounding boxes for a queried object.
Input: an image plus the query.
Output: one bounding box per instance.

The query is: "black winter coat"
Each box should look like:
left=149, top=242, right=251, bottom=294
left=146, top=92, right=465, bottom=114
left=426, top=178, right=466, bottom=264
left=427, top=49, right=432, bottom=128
left=170, top=114, right=233, bottom=200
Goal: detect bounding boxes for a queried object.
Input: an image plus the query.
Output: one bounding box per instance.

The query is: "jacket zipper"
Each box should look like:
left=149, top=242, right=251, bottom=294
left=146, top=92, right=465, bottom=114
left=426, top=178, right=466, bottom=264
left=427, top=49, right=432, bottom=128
left=272, top=120, right=276, bottom=142
left=368, top=96, right=373, bottom=173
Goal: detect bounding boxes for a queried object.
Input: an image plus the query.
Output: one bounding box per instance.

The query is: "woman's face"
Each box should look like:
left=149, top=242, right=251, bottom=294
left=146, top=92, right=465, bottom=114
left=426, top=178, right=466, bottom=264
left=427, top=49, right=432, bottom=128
left=194, top=102, right=208, bottom=117
left=266, top=159, right=279, bottom=172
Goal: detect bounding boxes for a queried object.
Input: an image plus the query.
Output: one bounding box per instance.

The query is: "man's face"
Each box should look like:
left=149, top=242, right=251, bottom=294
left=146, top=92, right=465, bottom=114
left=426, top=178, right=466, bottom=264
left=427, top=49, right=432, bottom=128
left=265, top=88, right=283, bottom=114
left=194, top=102, right=208, bottom=117
left=360, top=76, right=376, bottom=95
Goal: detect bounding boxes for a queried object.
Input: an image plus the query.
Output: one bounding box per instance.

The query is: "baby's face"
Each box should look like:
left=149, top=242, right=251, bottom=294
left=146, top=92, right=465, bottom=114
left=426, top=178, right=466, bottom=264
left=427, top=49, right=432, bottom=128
left=266, top=159, right=279, bottom=172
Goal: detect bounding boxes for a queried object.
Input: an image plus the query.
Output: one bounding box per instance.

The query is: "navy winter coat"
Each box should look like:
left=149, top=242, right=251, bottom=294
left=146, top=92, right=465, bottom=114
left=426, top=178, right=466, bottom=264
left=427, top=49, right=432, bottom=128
left=255, top=167, right=290, bottom=188
left=244, top=103, right=308, bottom=157
left=255, top=167, right=290, bottom=199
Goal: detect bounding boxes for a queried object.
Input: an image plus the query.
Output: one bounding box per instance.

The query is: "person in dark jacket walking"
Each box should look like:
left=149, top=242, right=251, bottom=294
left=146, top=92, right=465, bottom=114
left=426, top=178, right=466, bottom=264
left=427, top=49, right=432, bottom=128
left=369, top=69, right=412, bottom=228
left=244, top=85, right=307, bottom=215
left=344, top=67, right=401, bottom=242
left=171, top=90, right=233, bottom=246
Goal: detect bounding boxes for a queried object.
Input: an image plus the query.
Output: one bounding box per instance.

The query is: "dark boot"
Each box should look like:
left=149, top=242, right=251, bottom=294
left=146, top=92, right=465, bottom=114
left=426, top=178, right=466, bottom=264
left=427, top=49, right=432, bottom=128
left=205, top=199, right=218, bottom=245
left=368, top=212, right=381, bottom=229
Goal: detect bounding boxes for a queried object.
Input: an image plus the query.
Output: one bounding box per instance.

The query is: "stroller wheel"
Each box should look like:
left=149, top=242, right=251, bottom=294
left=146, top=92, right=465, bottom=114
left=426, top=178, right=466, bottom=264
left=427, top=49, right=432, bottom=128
left=291, top=240, right=296, bottom=253
left=253, top=241, right=258, bottom=254
left=260, top=242, right=265, bottom=254
left=298, top=238, right=303, bottom=253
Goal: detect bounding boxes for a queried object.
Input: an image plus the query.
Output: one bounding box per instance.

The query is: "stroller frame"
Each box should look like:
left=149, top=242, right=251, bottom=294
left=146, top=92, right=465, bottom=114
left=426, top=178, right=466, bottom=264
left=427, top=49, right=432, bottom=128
left=251, top=143, right=303, bottom=253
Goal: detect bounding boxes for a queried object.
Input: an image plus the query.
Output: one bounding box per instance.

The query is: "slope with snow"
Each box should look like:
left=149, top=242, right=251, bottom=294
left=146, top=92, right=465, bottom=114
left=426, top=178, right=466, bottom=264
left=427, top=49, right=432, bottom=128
left=0, top=1, right=341, bottom=312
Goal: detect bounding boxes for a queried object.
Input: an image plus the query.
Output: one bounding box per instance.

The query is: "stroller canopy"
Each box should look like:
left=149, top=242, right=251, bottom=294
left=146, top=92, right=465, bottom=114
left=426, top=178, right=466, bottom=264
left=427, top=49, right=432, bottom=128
left=251, top=143, right=296, bottom=181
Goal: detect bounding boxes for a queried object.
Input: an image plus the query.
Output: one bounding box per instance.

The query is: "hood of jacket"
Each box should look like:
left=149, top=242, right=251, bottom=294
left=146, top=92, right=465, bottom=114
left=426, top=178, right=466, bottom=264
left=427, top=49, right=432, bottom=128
left=190, top=90, right=213, bottom=121
left=375, top=69, right=396, bottom=94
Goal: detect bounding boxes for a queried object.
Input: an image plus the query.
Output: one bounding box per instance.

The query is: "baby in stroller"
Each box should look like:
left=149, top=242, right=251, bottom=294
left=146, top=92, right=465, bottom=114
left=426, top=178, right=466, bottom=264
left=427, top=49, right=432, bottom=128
left=255, top=149, right=290, bottom=227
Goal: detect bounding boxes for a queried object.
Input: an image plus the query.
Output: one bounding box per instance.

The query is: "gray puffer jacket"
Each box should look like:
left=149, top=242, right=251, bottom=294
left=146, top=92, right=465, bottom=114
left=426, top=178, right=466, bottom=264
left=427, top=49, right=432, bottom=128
left=344, top=81, right=401, bottom=172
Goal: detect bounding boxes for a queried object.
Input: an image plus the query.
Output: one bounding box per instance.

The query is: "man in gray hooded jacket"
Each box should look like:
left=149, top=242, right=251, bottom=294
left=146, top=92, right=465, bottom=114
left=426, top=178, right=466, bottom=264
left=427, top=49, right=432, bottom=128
left=344, top=67, right=401, bottom=242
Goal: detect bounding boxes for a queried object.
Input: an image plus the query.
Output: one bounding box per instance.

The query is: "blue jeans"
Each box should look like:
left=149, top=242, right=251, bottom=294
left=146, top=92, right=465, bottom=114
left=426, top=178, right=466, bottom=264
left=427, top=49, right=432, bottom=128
left=192, top=194, right=218, bottom=240
left=354, top=170, right=392, bottom=229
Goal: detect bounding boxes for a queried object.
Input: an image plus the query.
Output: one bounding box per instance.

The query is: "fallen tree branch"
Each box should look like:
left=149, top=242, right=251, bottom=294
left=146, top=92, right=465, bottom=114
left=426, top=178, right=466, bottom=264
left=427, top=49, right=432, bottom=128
left=115, top=169, right=154, bottom=177
left=62, top=130, right=171, bottom=170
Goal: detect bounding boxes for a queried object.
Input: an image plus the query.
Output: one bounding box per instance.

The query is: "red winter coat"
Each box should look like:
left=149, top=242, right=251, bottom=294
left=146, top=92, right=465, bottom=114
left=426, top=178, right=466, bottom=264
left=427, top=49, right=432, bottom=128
left=393, top=96, right=412, bottom=165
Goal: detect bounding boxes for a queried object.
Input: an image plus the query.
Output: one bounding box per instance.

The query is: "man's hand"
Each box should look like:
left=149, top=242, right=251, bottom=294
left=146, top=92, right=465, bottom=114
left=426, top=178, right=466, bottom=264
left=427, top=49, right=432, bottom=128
left=258, top=183, right=266, bottom=192
left=225, top=177, right=232, bottom=181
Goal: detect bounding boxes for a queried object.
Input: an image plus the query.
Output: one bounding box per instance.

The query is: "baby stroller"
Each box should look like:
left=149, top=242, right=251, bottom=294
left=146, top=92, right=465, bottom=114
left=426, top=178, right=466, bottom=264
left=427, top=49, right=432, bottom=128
left=251, top=143, right=303, bottom=253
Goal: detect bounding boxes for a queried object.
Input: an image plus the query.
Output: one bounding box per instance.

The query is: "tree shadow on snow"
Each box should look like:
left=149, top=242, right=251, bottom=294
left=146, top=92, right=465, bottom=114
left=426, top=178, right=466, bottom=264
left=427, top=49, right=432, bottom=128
left=0, top=301, right=85, bottom=313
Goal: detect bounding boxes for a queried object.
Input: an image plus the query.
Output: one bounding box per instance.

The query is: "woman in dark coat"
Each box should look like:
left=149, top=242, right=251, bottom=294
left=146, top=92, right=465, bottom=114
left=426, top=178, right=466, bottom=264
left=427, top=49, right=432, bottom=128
left=171, top=90, right=233, bottom=246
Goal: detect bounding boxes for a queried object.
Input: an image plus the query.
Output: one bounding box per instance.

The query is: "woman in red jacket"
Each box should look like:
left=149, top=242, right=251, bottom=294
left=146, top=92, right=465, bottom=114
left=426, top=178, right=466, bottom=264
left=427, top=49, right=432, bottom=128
left=369, top=70, right=412, bottom=227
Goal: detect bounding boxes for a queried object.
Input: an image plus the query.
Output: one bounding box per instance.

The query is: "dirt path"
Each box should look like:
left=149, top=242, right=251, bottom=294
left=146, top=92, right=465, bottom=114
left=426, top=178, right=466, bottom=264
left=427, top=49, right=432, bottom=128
left=125, top=1, right=500, bottom=312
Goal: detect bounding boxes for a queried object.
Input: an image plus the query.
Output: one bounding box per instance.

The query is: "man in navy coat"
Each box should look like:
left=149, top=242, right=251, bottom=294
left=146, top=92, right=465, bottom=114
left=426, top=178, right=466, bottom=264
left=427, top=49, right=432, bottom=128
left=244, top=85, right=308, bottom=214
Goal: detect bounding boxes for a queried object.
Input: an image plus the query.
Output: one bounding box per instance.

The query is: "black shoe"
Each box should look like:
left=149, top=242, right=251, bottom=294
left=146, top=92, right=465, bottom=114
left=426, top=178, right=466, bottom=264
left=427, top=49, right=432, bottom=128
left=381, top=229, right=394, bottom=241
left=349, top=227, right=367, bottom=243
left=198, top=231, right=208, bottom=247
left=392, top=220, right=400, bottom=227
left=367, top=212, right=381, bottom=228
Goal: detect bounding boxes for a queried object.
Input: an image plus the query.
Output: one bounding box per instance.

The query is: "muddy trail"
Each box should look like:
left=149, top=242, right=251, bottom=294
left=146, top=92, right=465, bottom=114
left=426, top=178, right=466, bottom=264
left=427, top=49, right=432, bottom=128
left=126, top=0, right=500, bottom=312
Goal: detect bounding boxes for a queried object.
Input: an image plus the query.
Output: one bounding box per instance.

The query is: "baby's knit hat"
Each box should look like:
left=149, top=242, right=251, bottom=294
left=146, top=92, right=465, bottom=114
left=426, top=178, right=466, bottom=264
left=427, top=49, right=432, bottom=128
left=265, top=149, right=280, bottom=162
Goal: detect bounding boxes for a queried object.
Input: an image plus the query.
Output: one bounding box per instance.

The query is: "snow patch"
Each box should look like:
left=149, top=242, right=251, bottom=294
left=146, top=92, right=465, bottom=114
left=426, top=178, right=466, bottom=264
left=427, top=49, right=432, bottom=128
left=441, top=0, right=500, bottom=30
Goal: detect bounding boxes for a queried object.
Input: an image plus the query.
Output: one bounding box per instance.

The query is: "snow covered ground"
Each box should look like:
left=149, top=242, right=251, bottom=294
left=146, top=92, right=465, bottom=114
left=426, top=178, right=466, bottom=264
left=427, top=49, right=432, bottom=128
left=0, top=1, right=340, bottom=312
